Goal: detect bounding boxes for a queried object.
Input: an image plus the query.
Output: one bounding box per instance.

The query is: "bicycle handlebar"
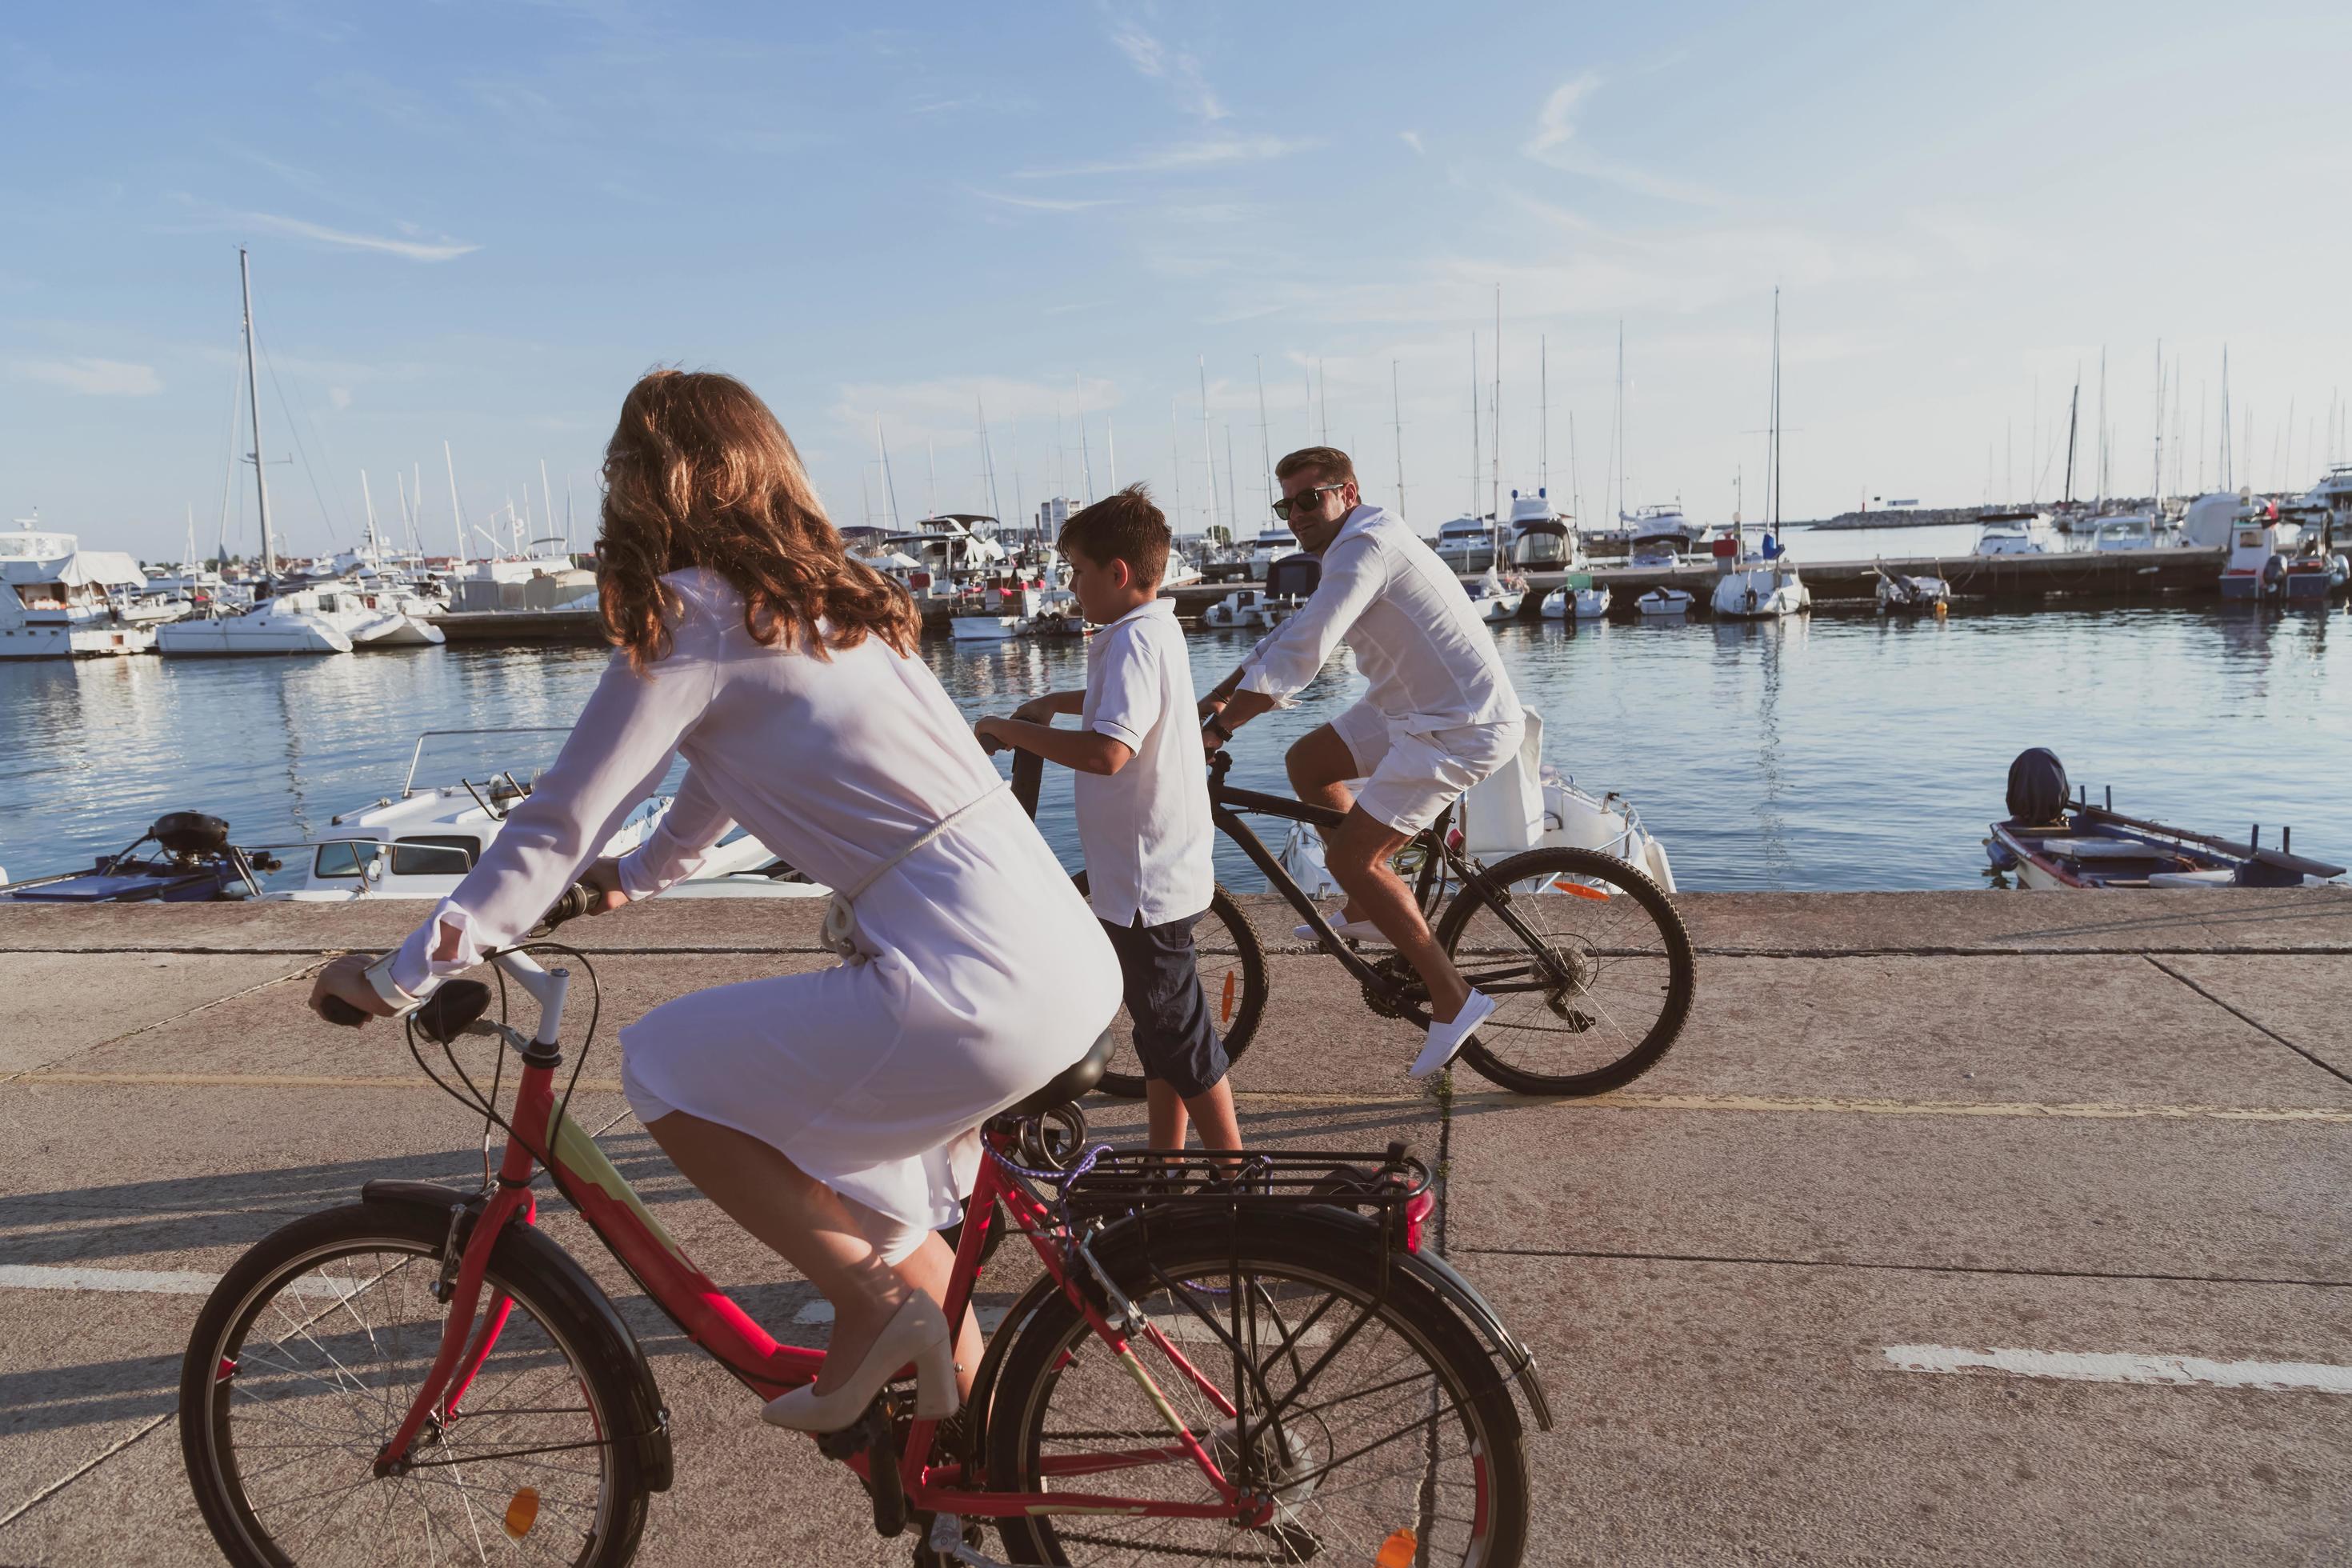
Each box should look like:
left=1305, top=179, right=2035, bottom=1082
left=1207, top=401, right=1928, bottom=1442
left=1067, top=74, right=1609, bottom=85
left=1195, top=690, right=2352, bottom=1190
left=318, top=881, right=599, bottom=1030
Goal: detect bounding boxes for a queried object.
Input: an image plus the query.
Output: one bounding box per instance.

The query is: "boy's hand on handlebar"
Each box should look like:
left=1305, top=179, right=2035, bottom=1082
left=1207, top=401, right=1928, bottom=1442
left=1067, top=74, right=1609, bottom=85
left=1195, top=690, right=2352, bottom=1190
left=310, top=953, right=394, bottom=1026
left=1010, top=698, right=1058, bottom=725
left=580, top=858, right=630, bottom=915
left=974, top=715, right=1010, bottom=754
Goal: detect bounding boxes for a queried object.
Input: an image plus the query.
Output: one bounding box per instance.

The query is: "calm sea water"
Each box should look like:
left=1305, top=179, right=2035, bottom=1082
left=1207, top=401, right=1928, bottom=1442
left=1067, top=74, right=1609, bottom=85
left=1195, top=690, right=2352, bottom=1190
left=3, top=588, right=2346, bottom=894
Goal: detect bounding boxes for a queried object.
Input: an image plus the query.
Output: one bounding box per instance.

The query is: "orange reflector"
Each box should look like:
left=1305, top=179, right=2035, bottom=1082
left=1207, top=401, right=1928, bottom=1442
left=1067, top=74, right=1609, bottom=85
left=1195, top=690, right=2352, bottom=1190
left=1550, top=878, right=1610, bottom=900
left=1218, top=970, right=1236, bottom=1024
left=1376, top=1526, right=1419, bottom=1567
left=504, top=1486, right=539, bottom=1540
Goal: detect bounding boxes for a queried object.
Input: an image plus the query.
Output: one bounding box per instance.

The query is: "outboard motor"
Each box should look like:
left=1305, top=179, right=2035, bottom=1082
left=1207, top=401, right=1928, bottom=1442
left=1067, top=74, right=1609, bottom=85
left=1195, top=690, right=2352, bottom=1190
left=2005, top=748, right=2071, bottom=826
left=152, top=811, right=231, bottom=862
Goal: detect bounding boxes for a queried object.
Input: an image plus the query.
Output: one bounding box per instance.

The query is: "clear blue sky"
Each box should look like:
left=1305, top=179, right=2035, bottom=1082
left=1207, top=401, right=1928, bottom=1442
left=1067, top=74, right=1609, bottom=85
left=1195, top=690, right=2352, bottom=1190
left=6, top=0, right=2348, bottom=561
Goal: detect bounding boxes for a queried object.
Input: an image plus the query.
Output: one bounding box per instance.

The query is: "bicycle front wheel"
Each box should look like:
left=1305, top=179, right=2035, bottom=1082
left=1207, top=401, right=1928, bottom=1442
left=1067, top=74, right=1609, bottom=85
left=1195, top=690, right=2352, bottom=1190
left=986, top=1209, right=1530, bottom=1566
left=1436, top=846, right=1695, bottom=1096
left=1072, top=873, right=1268, bottom=1100
left=180, top=1200, right=650, bottom=1567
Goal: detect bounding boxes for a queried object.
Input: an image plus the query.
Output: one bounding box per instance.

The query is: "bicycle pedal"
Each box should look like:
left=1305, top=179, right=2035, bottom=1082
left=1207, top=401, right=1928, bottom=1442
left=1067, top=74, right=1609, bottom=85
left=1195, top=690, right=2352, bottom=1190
left=922, top=1511, right=1006, bottom=1567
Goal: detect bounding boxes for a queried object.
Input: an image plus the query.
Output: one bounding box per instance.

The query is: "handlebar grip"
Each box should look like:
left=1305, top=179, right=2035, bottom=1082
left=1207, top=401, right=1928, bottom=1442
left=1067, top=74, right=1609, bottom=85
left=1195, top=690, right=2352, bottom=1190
left=319, top=994, right=370, bottom=1028
left=539, top=882, right=597, bottom=930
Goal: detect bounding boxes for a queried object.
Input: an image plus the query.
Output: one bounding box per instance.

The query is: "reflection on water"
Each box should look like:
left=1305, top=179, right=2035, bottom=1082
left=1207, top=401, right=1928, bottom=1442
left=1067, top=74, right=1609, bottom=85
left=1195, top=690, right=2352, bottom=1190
left=2, top=601, right=2345, bottom=892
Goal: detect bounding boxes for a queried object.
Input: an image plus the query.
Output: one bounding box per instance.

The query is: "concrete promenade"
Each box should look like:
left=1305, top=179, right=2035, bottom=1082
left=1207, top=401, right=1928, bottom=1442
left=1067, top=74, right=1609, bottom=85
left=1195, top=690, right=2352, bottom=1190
left=2, top=889, right=2347, bottom=1563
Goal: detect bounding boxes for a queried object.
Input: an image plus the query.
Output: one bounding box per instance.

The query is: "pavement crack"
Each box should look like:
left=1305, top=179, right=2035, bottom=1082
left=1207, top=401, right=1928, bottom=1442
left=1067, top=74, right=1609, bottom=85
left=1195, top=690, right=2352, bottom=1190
left=2144, top=954, right=2352, bottom=1090
left=0, top=1413, right=170, bottom=1530
left=0, top=959, right=323, bottom=1087
left=1453, top=1244, right=2352, bottom=1290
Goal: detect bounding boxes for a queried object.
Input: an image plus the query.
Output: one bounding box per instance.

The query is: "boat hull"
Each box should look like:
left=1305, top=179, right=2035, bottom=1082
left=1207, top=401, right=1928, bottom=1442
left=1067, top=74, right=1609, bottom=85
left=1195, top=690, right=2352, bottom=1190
left=948, top=616, right=1024, bottom=642
left=0, top=624, right=156, bottom=658
left=157, top=617, right=352, bottom=656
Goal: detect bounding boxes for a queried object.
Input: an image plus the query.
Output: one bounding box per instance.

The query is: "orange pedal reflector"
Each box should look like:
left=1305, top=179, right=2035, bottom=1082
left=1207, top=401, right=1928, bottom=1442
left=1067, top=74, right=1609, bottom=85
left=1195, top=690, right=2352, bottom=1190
left=1376, top=1526, right=1419, bottom=1566
left=1219, top=970, right=1236, bottom=1023
left=1551, top=878, right=1610, bottom=900
left=504, top=1486, right=540, bottom=1540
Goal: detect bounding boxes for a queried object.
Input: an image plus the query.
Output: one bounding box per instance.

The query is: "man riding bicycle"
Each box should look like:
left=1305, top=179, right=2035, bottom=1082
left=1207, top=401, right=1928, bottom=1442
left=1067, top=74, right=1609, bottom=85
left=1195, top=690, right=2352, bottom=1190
left=1201, top=446, right=1525, bottom=1077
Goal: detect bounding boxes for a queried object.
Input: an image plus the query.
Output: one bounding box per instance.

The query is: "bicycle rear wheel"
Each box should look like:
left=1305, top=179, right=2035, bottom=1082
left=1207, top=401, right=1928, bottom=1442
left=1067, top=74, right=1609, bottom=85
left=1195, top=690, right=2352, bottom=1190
left=1072, top=873, right=1268, bottom=1100
left=180, top=1201, right=650, bottom=1567
left=986, top=1209, right=1529, bottom=1566
left=1436, top=846, right=1695, bottom=1096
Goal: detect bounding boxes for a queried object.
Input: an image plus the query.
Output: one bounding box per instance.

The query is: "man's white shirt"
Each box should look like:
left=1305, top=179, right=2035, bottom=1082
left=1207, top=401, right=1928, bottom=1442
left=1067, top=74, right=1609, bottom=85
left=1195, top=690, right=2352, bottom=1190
left=1075, top=598, right=1216, bottom=928
left=1238, top=505, right=1519, bottom=731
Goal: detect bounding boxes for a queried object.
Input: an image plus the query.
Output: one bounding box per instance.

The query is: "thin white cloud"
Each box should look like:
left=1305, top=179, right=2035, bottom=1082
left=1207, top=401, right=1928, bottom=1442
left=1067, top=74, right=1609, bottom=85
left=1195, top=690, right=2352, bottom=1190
left=327, top=386, right=352, bottom=410
left=1107, top=19, right=1227, bottom=122
left=1014, top=134, right=1317, bottom=179
left=1400, top=130, right=1425, bottom=156
left=13, top=357, right=163, bottom=396
left=230, top=207, right=478, bottom=262
left=1522, top=73, right=1726, bottom=208
left=970, top=189, right=1125, bottom=213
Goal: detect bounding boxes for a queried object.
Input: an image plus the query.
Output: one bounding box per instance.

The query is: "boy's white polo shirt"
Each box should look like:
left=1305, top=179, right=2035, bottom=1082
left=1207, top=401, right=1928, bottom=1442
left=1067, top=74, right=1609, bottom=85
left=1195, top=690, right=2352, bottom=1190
left=1074, top=597, right=1215, bottom=929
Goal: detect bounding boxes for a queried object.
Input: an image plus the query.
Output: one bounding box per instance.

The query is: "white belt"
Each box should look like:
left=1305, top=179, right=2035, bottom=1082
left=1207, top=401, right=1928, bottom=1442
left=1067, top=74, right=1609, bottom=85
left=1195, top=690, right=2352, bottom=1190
left=819, top=781, right=1010, bottom=962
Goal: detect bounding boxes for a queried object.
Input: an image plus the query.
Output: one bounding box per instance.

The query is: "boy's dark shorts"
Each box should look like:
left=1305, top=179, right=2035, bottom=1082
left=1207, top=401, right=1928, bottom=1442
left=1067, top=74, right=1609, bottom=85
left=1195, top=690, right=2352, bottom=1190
left=1099, top=911, right=1229, bottom=1099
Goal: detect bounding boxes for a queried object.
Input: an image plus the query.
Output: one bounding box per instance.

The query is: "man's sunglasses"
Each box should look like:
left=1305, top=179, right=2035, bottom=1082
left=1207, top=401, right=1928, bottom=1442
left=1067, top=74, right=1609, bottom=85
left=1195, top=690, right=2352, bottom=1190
left=1271, top=483, right=1345, bottom=521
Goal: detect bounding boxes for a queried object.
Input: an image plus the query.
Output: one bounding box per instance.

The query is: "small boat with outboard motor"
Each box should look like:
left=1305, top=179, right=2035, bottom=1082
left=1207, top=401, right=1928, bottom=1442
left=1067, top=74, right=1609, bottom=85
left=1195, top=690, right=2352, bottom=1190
left=2, top=729, right=830, bottom=905
left=1874, top=564, right=1950, bottom=615
left=1985, top=747, right=2343, bottom=890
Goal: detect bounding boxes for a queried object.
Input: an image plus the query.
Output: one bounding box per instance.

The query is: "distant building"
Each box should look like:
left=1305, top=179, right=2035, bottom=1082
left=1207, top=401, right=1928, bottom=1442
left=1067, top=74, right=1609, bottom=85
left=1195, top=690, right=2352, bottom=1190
left=1037, top=497, right=1074, bottom=534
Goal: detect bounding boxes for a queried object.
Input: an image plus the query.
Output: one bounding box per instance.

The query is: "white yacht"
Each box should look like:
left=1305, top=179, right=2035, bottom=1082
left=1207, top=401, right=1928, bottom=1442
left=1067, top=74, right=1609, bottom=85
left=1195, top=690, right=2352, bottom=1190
left=0, top=520, right=157, bottom=658
left=1246, top=522, right=1301, bottom=580
left=883, top=514, right=1010, bottom=598
left=157, top=586, right=353, bottom=656
left=1433, top=515, right=1498, bottom=573
left=1505, top=492, right=1583, bottom=570
left=1974, top=509, right=2058, bottom=555
left=273, top=730, right=816, bottom=902
left=1201, top=587, right=1273, bottom=630
left=1466, top=565, right=1526, bottom=623
left=1622, top=503, right=1705, bottom=552
left=1710, top=539, right=1810, bottom=619
left=2092, top=515, right=2158, bottom=551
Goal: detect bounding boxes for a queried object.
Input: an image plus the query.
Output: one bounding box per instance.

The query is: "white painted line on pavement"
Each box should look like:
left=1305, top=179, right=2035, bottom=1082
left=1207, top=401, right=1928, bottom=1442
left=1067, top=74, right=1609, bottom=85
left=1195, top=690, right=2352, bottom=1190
left=1883, top=1344, right=2352, bottom=1394
left=0, top=1263, right=348, bottom=1298
left=795, top=1298, right=1012, bottom=1333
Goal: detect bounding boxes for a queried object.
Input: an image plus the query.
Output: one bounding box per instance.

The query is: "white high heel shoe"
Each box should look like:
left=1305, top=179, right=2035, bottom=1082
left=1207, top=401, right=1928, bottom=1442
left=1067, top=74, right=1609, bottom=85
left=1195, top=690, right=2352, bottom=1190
left=761, top=1293, right=960, bottom=1432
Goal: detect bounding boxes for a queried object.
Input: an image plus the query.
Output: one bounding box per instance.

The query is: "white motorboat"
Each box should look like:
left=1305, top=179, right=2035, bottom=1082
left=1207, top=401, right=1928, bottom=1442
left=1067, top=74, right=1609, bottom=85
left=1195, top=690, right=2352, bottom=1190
left=948, top=582, right=1045, bottom=641
left=1434, top=515, right=1498, bottom=573
left=270, top=729, right=820, bottom=902
left=1874, top=566, right=1950, bottom=614
left=1974, top=508, right=2058, bottom=555
left=0, top=519, right=158, bottom=658
left=1538, top=578, right=1611, bottom=619
left=157, top=589, right=354, bottom=656
left=1710, top=558, right=1808, bottom=618
left=1467, top=566, right=1525, bottom=623
left=1278, top=710, right=1674, bottom=896
left=1246, top=522, right=1301, bottom=580
left=2092, top=515, right=2157, bottom=551
left=1202, top=587, right=1272, bottom=630
left=1636, top=587, right=1694, bottom=617
left=1506, top=493, right=1583, bottom=570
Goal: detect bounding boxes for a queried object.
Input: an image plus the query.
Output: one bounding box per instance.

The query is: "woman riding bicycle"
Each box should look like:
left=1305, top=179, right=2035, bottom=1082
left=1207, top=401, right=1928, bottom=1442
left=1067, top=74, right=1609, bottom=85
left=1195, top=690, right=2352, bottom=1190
left=307, top=368, right=1120, bottom=1433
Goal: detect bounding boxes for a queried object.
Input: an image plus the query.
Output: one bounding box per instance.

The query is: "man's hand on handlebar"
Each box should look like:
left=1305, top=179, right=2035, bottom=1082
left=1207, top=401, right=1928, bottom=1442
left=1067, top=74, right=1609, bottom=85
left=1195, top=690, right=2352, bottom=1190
left=310, top=953, right=394, bottom=1028
left=1199, top=695, right=1231, bottom=754
left=579, top=857, right=630, bottom=915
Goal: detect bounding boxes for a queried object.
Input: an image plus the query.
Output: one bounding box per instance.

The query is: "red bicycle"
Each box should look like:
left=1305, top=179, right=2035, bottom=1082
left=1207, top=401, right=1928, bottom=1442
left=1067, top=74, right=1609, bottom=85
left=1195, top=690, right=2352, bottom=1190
left=178, top=887, right=1550, bottom=1566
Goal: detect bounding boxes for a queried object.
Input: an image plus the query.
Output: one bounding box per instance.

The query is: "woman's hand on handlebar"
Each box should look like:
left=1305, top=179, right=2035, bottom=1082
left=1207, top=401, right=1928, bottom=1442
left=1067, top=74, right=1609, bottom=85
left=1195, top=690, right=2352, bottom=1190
left=580, top=858, right=630, bottom=915
left=310, top=953, right=394, bottom=1027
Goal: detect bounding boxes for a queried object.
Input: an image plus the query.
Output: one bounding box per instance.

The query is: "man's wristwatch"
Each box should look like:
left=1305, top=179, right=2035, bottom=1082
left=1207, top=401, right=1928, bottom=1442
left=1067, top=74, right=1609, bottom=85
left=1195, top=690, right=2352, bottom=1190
left=1203, top=714, right=1234, bottom=742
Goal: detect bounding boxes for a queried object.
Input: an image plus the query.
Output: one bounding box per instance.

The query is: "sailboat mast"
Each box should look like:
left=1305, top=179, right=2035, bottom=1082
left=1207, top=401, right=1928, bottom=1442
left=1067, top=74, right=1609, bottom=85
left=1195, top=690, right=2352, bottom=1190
left=1539, top=334, right=1550, bottom=497
left=2063, top=375, right=2079, bottom=505
left=1491, top=286, right=1502, bottom=538
left=1255, top=357, right=1274, bottom=513
left=238, top=248, right=276, bottom=578
left=1198, top=357, right=1220, bottom=541
left=1770, top=287, right=1782, bottom=538
left=443, top=442, right=466, bottom=563
left=2150, top=340, right=2164, bottom=515
left=876, top=417, right=902, bottom=529
left=2220, top=346, right=2233, bottom=490
left=1105, top=415, right=1117, bottom=490
left=1076, top=374, right=1094, bottom=504
left=1613, top=318, right=1626, bottom=526
left=1390, top=360, right=1406, bottom=518
left=541, top=458, right=559, bottom=552
left=1467, top=334, right=1480, bottom=518
left=1168, top=407, right=1184, bottom=538
left=977, top=395, right=1002, bottom=526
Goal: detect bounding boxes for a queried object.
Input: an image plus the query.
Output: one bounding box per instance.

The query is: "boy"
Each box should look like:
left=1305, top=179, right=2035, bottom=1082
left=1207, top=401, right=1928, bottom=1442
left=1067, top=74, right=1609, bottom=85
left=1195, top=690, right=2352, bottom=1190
left=975, top=485, right=1241, bottom=1158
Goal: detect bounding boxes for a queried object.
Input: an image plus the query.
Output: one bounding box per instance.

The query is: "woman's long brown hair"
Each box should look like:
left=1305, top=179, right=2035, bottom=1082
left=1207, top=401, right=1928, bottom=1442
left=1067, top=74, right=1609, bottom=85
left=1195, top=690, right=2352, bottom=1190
left=597, top=369, right=918, bottom=668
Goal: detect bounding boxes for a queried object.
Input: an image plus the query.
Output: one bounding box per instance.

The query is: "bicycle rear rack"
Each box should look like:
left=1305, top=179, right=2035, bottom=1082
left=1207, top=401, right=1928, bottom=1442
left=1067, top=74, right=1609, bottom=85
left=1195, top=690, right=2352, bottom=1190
left=1063, top=1142, right=1432, bottom=1246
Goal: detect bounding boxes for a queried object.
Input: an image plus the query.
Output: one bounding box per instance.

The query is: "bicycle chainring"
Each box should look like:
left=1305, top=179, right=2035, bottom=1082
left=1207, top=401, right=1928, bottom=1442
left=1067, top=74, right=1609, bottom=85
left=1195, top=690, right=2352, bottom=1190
left=1360, top=954, right=1424, bottom=1020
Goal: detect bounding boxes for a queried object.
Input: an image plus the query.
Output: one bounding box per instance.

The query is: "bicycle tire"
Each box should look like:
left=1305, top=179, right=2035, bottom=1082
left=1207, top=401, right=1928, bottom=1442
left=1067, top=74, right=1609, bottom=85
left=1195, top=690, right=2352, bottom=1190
left=1071, top=872, right=1268, bottom=1101
left=1435, top=846, right=1694, bottom=1096
left=986, top=1208, right=1530, bottom=1566
left=181, top=1200, right=651, bottom=1568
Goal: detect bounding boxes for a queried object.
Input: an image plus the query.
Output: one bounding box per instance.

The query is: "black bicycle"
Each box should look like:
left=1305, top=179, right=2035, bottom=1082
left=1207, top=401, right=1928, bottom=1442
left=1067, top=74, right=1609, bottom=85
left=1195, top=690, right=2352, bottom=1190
left=1010, top=748, right=1696, bottom=1098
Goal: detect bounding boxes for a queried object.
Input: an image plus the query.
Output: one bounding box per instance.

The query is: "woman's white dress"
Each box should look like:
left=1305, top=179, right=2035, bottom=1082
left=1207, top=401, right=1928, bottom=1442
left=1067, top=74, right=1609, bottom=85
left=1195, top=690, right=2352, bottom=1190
left=386, top=569, right=1120, bottom=1236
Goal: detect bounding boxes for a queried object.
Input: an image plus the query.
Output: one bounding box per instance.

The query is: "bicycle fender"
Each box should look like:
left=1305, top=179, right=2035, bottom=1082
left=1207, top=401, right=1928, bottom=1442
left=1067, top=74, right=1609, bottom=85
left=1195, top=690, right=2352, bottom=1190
left=1090, top=1203, right=1554, bottom=1431
left=1393, top=1247, right=1554, bottom=1432
left=357, top=1180, right=677, bottom=1490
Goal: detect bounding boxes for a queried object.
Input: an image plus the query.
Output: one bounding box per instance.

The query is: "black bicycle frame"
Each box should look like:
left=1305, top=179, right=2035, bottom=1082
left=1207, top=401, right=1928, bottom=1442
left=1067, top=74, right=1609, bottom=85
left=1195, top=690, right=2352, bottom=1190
left=1205, top=754, right=1562, bottom=1006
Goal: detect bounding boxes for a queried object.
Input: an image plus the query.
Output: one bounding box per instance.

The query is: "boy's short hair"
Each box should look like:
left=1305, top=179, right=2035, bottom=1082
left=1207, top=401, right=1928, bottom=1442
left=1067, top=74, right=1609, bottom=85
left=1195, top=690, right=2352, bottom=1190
left=1274, top=446, right=1357, bottom=489
left=1058, top=483, right=1170, bottom=587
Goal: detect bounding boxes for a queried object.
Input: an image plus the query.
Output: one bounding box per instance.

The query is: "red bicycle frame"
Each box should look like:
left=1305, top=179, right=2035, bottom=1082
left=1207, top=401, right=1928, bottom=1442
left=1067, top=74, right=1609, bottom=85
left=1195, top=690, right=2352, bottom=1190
left=375, top=954, right=1268, bottom=1528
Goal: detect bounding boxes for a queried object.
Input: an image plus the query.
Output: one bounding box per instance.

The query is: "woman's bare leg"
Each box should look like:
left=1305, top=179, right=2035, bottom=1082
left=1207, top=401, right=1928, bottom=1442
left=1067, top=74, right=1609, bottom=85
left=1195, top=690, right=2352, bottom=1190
left=886, top=1230, right=982, bottom=1400
left=643, top=1110, right=912, bottom=1396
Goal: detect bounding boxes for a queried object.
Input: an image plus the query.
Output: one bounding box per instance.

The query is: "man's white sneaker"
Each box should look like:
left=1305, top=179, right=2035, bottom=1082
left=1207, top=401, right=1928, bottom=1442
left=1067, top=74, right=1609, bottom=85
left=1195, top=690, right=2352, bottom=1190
left=1293, top=913, right=1394, bottom=946
left=1410, top=990, right=1496, bottom=1078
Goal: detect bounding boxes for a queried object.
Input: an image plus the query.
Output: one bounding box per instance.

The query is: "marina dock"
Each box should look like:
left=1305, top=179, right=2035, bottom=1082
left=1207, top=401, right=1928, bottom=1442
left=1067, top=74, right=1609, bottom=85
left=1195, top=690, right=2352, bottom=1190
left=2, top=889, right=2346, bottom=1563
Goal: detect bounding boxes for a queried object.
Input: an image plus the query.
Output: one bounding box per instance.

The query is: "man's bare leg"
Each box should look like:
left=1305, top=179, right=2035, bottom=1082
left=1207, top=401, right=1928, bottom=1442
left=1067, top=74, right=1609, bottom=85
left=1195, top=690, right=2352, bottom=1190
left=1288, top=724, right=1370, bottom=921
left=1322, top=807, right=1474, bottom=1022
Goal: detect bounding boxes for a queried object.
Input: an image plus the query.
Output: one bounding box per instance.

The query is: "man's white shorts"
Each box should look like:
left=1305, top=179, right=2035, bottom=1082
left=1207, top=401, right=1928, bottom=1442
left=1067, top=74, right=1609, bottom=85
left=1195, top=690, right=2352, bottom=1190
left=1330, top=700, right=1525, bottom=836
